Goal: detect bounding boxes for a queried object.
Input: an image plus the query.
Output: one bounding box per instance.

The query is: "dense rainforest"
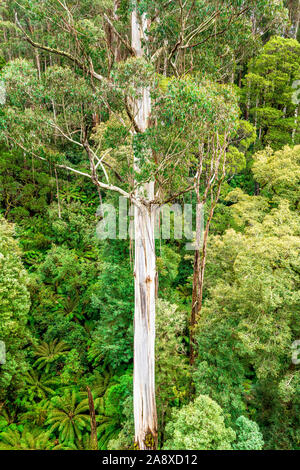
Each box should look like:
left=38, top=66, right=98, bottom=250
left=0, top=0, right=299, bottom=451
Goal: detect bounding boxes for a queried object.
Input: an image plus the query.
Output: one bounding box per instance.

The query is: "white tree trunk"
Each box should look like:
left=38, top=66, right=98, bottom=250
left=131, top=5, right=158, bottom=450
left=292, top=105, right=299, bottom=144
left=133, top=190, right=157, bottom=449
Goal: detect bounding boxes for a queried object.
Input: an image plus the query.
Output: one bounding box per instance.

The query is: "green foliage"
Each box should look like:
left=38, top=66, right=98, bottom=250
left=147, top=76, right=240, bottom=197
left=107, top=300, right=189, bottom=450
left=0, top=426, right=53, bottom=450
left=96, top=372, right=132, bottom=449
left=20, top=370, right=57, bottom=402
left=194, top=191, right=300, bottom=446
left=112, top=57, right=154, bottom=97
left=241, top=36, right=300, bottom=149
left=233, top=416, right=264, bottom=450
left=33, top=339, right=69, bottom=373
left=155, top=299, right=189, bottom=442
left=252, top=145, right=300, bottom=208
left=47, top=391, right=90, bottom=444
left=163, top=395, right=236, bottom=450
left=0, top=0, right=298, bottom=452
left=19, top=399, right=49, bottom=428
left=88, top=241, right=134, bottom=368
left=0, top=216, right=31, bottom=398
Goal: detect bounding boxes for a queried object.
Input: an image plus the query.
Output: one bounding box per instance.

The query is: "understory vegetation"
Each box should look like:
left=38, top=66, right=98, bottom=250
left=0, top=0, right=299, bottom=450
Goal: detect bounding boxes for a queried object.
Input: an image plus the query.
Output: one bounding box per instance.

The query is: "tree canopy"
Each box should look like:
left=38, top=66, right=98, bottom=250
left=0, top=0, right=299, bottom=451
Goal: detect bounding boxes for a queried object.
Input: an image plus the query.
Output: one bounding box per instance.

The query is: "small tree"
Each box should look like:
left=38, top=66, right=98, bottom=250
left=241, top=36, right=300, bottom=149
left=233, top=416, right=264, bottom=450
left=163, top=395, right=236, bottom=450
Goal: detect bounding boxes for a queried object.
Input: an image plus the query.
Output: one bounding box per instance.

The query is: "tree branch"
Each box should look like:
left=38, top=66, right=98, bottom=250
left=15, top=12, right=105, bottom=82
left=154, top=184, right=194, bottom=206
left=6, top=135, right=134, bottom=202
left=180, top=7, right=250, bottom=50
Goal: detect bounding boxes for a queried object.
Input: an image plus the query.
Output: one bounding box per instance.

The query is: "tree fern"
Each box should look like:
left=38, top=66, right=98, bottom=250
left=95, top=396, right=122, bottom=450
left=23, top=370, right=58, bottom=401
left=0, top=426, right=53, bottom=450
left=20, top=399, right=50, bottom=427
left=33, top=339, right=69, bottom=373
left=90, top=367, right=118, bottom=398
left=47, top=391, right=90, bottom=445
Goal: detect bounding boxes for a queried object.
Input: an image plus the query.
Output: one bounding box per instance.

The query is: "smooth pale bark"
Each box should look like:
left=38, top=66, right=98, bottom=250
left=292, top=105, right=299, bottom=144
left=131, top=6, right=158, bottom=450
left=133, top=192, right=157, bottom=449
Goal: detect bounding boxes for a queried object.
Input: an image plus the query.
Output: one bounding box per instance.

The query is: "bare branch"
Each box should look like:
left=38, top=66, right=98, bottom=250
left=6, top=135, right=134, bottom=202
left=180, top=7, right=250, bottom=50
left=153, top=184, right=194, bottom=206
